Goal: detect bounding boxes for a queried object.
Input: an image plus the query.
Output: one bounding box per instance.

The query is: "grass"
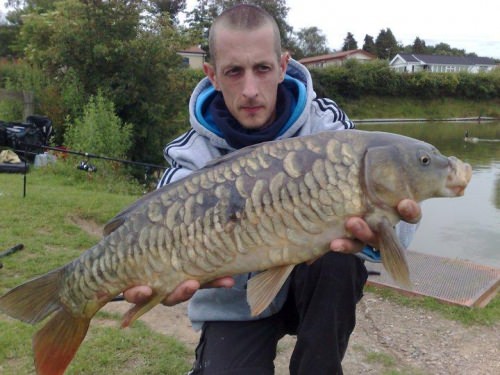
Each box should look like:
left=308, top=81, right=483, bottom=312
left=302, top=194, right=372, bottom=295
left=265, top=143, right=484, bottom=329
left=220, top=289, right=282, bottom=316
left=351, top=344, right=426, bottom=375
left=366, top=285, right=499, bottom=327
left=342, top=97, right=500, bottom=120
left=0, top=163, right=191, bottom=374
left=0, top=315, right=190, bottom=375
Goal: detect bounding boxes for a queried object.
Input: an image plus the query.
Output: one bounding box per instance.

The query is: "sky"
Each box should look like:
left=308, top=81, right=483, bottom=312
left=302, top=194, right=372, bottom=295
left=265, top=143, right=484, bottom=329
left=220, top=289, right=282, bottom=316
left=285, top=0, right=500, bottom=59
left=1, top=0, right=499, bottom=59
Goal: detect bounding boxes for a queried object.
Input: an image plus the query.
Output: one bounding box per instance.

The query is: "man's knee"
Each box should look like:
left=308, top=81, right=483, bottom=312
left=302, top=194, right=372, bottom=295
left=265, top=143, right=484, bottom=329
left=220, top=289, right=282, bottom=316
left=294, top=252, right=368, bottom=303
left=310, top=252, right=367, bottom=279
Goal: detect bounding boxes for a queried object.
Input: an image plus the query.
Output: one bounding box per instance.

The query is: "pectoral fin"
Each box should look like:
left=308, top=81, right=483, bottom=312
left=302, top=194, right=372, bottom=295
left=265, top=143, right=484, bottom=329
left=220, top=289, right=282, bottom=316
left=247, top=265, right=295, bottom=316
left=378, top=218, right=411, bottom=288
left=121, top=293, right=165, bottom=328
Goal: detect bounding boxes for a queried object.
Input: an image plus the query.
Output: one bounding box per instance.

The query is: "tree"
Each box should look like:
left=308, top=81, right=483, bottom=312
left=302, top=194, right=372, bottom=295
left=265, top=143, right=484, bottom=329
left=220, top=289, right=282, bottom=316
left=362, top=34, right=376, bottom=54
left=16, top=0, right=195, bottom=163
left=429, top=42, right=468, bottom=56
left=1, top=0, right=58, bottom=58
left=150, top=0, right=187, bottom=21
left=375, top=28, right=398, bottom=59
left=295, top=26, right=330, bottom=57
left=0, top=22, right=19, bottom=57
left=412, top=37, right=426, bottom=54
left=342, top=32, right=358, bottom=51
left=183, top=0, right=218, bottom=51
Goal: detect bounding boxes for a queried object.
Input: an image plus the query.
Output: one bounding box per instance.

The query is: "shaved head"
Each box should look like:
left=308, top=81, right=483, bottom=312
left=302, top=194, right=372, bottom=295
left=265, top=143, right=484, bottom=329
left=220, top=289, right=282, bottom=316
left=209, top=4, right=282, bottom=66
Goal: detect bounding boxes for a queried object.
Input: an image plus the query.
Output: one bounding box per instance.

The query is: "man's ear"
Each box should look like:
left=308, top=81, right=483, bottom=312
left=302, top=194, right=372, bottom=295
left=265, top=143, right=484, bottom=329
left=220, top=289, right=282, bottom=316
left=279, top=52, right=290, bottom=82
left=203, top=62, right=219, bottom=90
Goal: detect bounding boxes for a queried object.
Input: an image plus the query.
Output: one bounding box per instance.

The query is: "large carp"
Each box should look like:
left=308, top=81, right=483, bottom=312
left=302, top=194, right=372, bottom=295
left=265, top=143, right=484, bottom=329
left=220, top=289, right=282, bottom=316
left=0, top=130, right=471, bottom=375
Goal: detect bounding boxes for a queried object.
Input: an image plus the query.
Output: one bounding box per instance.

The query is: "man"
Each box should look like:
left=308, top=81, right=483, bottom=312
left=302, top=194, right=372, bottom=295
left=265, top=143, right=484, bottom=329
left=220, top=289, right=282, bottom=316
left=125, top=4, right=420, bottom=374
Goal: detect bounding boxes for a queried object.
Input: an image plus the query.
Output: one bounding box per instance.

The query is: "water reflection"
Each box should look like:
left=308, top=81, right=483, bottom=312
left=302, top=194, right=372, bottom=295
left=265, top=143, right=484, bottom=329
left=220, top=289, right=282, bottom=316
left=357, top=121, right=500, bottom=268
left=495, top=175, right=500, bottom=210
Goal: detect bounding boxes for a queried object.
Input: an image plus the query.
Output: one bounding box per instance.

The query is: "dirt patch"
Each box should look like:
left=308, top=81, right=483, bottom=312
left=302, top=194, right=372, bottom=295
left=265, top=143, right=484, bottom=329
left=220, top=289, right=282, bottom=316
left=77, top=218, right=499, bottom=374
left=103, top=293, right=499, bottom=375
left=68, top=215, right=103, bottom=238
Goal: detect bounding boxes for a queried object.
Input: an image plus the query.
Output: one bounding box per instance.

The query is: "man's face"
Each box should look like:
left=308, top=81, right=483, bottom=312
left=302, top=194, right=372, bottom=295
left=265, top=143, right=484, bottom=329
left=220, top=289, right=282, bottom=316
left=204, top=25, right=288, bottom=130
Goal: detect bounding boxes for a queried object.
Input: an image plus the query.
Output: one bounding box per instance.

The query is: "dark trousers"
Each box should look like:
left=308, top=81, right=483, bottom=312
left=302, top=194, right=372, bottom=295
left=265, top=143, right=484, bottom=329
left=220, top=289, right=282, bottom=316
left=189, top=252, right=368, bottom=375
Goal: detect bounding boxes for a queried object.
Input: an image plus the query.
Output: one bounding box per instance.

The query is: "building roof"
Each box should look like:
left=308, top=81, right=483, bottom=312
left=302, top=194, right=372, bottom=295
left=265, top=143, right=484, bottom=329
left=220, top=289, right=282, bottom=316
left=178, top=46, right=206, bottom=55
left=395, top=53, right=496, bottom=66
left=299, top=49, right=376, bottom=64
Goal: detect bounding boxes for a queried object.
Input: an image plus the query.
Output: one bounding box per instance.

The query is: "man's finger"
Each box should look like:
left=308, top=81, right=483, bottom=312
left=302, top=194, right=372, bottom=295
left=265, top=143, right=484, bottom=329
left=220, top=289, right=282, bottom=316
left=330, top=217, right=376, bottom=253
left=123, top=285, right=153, bottom=304
left=330, top=237, right=365, bottom=254
left=201, top=276, right=235, bottom=289
left=162, top=280, right=200, bottom=306
left=345, top=217, right=376, bottom=245
left=161, top=277, right=235, bottom=306
left=398, top=199, right=422, bottom=223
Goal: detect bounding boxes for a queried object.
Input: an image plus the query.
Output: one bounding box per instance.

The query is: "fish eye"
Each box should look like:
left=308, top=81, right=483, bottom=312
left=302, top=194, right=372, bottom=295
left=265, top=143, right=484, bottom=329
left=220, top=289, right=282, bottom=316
left=419, top=153, right=431, bottom=166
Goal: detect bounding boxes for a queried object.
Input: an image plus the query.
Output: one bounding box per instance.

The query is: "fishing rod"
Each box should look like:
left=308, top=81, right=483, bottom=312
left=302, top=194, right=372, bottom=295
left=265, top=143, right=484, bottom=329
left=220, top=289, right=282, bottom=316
left=15, top=143, right=168, bottom=170
left=0, top=244, right=24, bottom=269
left=13, top=143, right=167, bottom=198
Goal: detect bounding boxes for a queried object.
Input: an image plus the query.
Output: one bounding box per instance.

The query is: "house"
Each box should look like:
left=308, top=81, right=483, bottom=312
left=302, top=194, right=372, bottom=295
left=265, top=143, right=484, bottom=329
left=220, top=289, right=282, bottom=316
left=299, top=49, right=376, bottom=69
left=177, top=46, right=206, bottom=69
left=389, top=53, right=497, bottom=73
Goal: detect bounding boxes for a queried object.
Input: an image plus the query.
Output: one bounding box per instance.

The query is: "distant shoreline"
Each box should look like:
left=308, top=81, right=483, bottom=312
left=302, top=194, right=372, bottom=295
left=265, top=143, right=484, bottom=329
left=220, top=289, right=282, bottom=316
left=353, top=116, right=498, bottom=124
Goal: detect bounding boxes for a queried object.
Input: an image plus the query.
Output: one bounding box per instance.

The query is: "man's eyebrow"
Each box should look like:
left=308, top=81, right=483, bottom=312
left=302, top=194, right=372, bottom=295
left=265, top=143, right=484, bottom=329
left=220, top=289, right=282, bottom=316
left=219, top=60, right=274, bottom=72
left=221, top=64, right=241, bottom=72
left=254, top=60, right=274, bottom=66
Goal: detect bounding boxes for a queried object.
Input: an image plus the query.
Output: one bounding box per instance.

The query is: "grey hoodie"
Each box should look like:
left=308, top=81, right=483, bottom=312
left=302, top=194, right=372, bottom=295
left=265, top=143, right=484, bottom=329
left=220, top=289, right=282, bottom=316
left=156, top=59, right=415, bottom=329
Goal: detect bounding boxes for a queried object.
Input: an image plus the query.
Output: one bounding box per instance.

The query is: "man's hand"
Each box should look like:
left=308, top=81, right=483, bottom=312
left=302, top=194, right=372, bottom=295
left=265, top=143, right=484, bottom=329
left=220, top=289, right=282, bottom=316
left=123, top=277, right=235, bottom=307
left=330, top=199, right=421, bottom=254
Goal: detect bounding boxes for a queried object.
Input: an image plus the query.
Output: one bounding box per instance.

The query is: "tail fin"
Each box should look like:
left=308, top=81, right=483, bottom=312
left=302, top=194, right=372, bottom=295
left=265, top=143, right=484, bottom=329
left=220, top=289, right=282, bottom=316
left=0, top=267, right=91, bottom=374
left=0, top=267, right=64, bottom=323
left=33, top=308, right=90, bottom=375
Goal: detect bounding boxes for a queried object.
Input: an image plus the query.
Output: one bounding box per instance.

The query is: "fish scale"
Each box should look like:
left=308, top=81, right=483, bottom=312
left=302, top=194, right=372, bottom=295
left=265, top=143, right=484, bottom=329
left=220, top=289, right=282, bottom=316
left=0, top=130, right=472, bottom=375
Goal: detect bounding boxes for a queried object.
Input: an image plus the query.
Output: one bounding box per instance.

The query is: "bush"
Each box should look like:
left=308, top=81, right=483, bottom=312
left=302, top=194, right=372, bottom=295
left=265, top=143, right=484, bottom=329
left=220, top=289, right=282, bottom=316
left=311, top=61, right=500, bottom=100
left=65, top=91, right=132, bottom=157
left=64, top=91, right=133, bottom=180
left=0, top=97, right=23, bottom=121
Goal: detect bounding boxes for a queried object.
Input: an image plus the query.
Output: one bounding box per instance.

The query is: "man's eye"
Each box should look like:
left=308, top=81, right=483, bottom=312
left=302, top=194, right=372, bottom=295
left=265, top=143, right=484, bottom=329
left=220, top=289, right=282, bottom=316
left=257, top=65, right=271, bottom=72
left=225, top=68, right=241, bottom=76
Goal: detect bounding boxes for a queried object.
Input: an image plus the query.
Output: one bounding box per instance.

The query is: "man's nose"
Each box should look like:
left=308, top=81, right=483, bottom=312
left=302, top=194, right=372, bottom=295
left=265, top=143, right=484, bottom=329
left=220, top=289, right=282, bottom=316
left=242, top=73, right=258, bottom=98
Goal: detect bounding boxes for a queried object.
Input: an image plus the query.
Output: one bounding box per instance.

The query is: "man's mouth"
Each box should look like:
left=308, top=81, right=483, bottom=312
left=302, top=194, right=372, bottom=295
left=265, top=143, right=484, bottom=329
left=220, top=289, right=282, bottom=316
left=241, top=105, right=263, bottom=115
left=242, top=106, right=262, bottom=114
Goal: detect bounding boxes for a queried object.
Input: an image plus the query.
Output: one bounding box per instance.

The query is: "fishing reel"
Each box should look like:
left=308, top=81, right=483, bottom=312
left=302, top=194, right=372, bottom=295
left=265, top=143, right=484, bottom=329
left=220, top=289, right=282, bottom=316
left=77, top=159, right=97, bottom=172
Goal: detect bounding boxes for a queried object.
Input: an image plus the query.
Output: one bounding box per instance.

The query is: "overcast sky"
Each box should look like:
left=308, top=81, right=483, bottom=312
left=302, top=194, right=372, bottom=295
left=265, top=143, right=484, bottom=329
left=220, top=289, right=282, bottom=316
left=2, top=0, right=499, bottom=59
left=286, top=0, right=500, bottom=59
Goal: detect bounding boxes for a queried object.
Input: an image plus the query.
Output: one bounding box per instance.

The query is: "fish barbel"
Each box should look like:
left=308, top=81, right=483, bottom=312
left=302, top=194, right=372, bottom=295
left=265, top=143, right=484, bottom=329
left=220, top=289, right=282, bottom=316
left=0, top=130, right=472, bottom=375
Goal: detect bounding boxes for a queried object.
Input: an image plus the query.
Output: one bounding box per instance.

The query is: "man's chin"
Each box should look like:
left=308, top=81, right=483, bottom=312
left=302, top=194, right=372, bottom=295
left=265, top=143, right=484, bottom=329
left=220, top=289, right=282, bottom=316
left=238, top=116, right=272, bottom=130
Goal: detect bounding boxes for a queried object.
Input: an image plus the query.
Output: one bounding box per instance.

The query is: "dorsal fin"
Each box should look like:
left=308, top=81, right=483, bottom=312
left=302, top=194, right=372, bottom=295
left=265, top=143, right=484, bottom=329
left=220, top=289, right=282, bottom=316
left=102, top=188, right=166, bottom=236
left=202, top=144, right=261, bottom=169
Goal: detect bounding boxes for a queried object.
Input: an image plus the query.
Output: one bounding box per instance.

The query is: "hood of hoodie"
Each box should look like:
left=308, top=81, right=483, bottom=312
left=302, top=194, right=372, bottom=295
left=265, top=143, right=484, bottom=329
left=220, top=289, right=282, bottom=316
left=188, top=59, right=315, bottom=151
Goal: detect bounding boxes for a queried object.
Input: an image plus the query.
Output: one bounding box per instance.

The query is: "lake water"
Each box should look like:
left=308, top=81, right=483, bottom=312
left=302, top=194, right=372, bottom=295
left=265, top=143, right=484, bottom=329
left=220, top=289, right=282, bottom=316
left=356, top=121, right=500, bottom=268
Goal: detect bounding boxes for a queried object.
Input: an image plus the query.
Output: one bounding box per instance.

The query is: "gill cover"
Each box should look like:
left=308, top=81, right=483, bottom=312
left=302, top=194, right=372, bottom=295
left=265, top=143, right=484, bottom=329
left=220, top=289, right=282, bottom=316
left=363, top=144, right=413, bottom=209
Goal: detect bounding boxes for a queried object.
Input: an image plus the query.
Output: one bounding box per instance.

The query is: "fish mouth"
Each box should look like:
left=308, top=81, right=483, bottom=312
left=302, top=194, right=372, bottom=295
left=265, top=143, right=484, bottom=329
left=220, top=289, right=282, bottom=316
left=445, top=156, right=472, bottom=196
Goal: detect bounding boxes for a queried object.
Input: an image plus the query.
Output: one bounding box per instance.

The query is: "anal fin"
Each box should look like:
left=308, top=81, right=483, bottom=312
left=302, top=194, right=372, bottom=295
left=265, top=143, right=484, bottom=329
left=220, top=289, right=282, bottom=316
left=121, top=293, right=165, bottom=328
left=247, top=265, right=295, bottom=316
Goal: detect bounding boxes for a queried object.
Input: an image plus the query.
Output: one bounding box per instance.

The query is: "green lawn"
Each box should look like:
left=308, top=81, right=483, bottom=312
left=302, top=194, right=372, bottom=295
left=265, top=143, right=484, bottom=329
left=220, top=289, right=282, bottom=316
left=0, top=165, right=191, bottom=375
